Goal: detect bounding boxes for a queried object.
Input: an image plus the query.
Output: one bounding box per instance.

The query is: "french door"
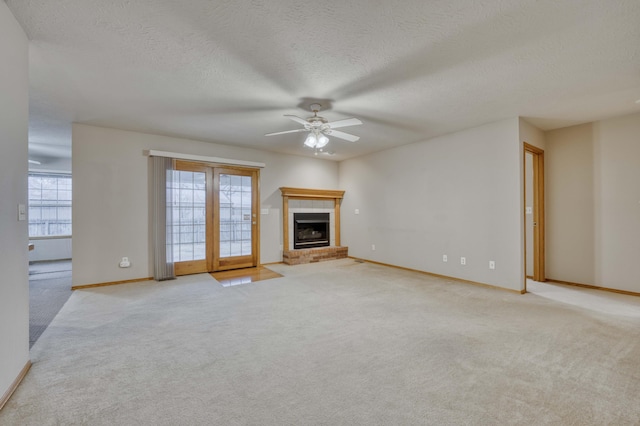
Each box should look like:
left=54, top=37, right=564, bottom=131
left=213, top=167, right=259, bottom=271
left=172, top=160, right=259, bottom=275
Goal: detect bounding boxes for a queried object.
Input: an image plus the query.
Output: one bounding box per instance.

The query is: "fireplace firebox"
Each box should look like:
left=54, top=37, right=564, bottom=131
left=293, top=213, right=330, bottom=249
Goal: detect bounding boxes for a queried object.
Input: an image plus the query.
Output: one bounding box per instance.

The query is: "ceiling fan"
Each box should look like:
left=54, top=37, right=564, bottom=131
left=265, top=104, right=362, bottom=151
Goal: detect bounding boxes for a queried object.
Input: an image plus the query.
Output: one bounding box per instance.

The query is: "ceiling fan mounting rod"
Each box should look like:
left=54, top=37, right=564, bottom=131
left=309, top=103, right=322, bottom=115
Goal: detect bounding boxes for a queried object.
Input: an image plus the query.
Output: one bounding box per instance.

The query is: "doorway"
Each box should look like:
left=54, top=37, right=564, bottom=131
left=172, top=160, right=259, bottom=275
left=524, top=143, right=545, bottom=291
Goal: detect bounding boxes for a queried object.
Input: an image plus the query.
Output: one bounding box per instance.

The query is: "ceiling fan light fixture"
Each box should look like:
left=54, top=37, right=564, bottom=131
left=304, top=131, right=330, bottom=149
left=316, top=134, right=329, bottom=148
left=304, top=133, right=318, bottom=148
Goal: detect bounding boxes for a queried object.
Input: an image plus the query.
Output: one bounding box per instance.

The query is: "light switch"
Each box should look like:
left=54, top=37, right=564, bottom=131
left=526, top=206, right=532, bottom=215
left=18, top=204, right=26, bottom=221
left=355, top=209, right=360, bottom=215
left=261, top=208, right=269, bottom=215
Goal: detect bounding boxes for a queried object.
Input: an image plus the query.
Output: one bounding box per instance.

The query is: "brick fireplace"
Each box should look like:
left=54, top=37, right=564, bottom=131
left=279, top=187, right=348, bottom=265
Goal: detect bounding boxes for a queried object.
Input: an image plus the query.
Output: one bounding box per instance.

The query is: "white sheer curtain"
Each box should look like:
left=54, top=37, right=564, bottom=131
left=152, top=156, right=175, bottom=280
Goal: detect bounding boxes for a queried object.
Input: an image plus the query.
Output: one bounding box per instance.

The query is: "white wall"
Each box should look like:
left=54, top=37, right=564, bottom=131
left=546, top=112, right=640, bottom=293
left=0, top=2, right=30, bottom=403
left=28, top=238, right=72, bottom=262
left=339, top=118, right=523, bottom=291
left=72, top=124, right=338, bottom=286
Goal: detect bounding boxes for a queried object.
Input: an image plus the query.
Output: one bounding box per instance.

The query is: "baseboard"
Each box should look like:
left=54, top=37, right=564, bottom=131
left=261, top=261, right=284, bottom=266
left=349, top=257, right=525, bottom=295
left=546, top=278, right=640, bottom=298
left=72, top=277, right=153, bottom=291
left=0, top=360, right=31, bottom=411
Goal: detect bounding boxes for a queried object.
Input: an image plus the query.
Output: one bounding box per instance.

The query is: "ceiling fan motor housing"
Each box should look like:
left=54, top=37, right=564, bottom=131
left=306, top=117, right=328, bottom=130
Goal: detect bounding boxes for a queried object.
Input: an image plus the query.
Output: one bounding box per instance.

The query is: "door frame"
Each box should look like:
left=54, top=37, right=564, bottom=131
left=523, top=143, right=545, bottom=291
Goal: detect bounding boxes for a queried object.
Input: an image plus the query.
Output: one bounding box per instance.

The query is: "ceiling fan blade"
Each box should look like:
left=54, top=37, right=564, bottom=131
left=328, top=130, right=360, bottom=142
left=284, top=115, right=309, bottom=126
left=264, top=128, right=307, bottom=137
left=327, top=118, right=362, bottom=129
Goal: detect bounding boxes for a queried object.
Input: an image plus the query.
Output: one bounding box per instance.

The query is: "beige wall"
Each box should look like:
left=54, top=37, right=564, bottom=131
left=519, top=118, right=545, bottom=151
left=72, top=124, right=339, bottom=286
left=594, top=113, right=640, bottom=292
left=546, top=111, right=640, bottom=293
left=339, top=118, right=523, bottom=291
left=0, top=2, right=30, bottom=402
left=545, top=123, right=595, bottom=285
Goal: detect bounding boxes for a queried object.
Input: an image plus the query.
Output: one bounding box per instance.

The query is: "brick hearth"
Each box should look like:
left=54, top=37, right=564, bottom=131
left=283, top=246, right=348, bottom=265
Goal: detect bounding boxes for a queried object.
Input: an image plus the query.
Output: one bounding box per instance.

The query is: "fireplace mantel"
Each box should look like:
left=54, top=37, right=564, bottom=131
left=280, top=187, right=345, bottom=252
left=279, top=187, right=345, bottom=199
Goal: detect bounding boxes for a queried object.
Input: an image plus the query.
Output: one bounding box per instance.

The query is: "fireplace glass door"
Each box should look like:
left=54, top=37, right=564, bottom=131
left=293, top=212, right=330, bottom=249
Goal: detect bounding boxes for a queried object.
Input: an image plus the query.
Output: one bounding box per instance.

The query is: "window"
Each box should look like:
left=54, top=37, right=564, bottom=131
left=28, top=173, right=72, bottom=237
left=170, top=170, right=206, bottom=262
left=218, top=174, right=253, bottom=257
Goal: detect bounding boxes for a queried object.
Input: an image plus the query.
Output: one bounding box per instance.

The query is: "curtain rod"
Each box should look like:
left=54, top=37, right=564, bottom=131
left=145, top=150, right=265, bottom=168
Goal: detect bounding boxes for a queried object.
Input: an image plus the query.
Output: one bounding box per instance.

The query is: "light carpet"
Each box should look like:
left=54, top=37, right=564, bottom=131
left=2, top=259, right=639, bottom=425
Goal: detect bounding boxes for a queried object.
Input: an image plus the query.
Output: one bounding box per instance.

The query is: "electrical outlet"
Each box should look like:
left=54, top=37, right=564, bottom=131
left=119, top=257, right=131, bottom=268
left=489, top=261, right=496, bottom=270
left=371, top=244, right=376, bottom=251
left=443, top=254, right=448, bottom=262
left=460, top=257, right=466, bottom=265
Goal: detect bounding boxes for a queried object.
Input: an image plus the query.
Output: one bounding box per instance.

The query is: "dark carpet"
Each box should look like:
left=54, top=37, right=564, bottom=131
left=29, top=260, right=72, bottom=348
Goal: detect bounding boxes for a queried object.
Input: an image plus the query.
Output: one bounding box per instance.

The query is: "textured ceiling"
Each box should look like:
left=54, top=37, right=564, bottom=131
left=7, top=0, right=640, bottom=162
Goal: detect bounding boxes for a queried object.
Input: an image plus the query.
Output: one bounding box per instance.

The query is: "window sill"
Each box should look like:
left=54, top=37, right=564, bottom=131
left=29, top=235, right=72, bottom=241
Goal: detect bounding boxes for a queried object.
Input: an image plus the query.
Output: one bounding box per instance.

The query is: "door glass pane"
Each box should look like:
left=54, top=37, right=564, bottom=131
left=170, top=170, right=206, bottom=262
left=219, top=173, right=252, bottom=258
